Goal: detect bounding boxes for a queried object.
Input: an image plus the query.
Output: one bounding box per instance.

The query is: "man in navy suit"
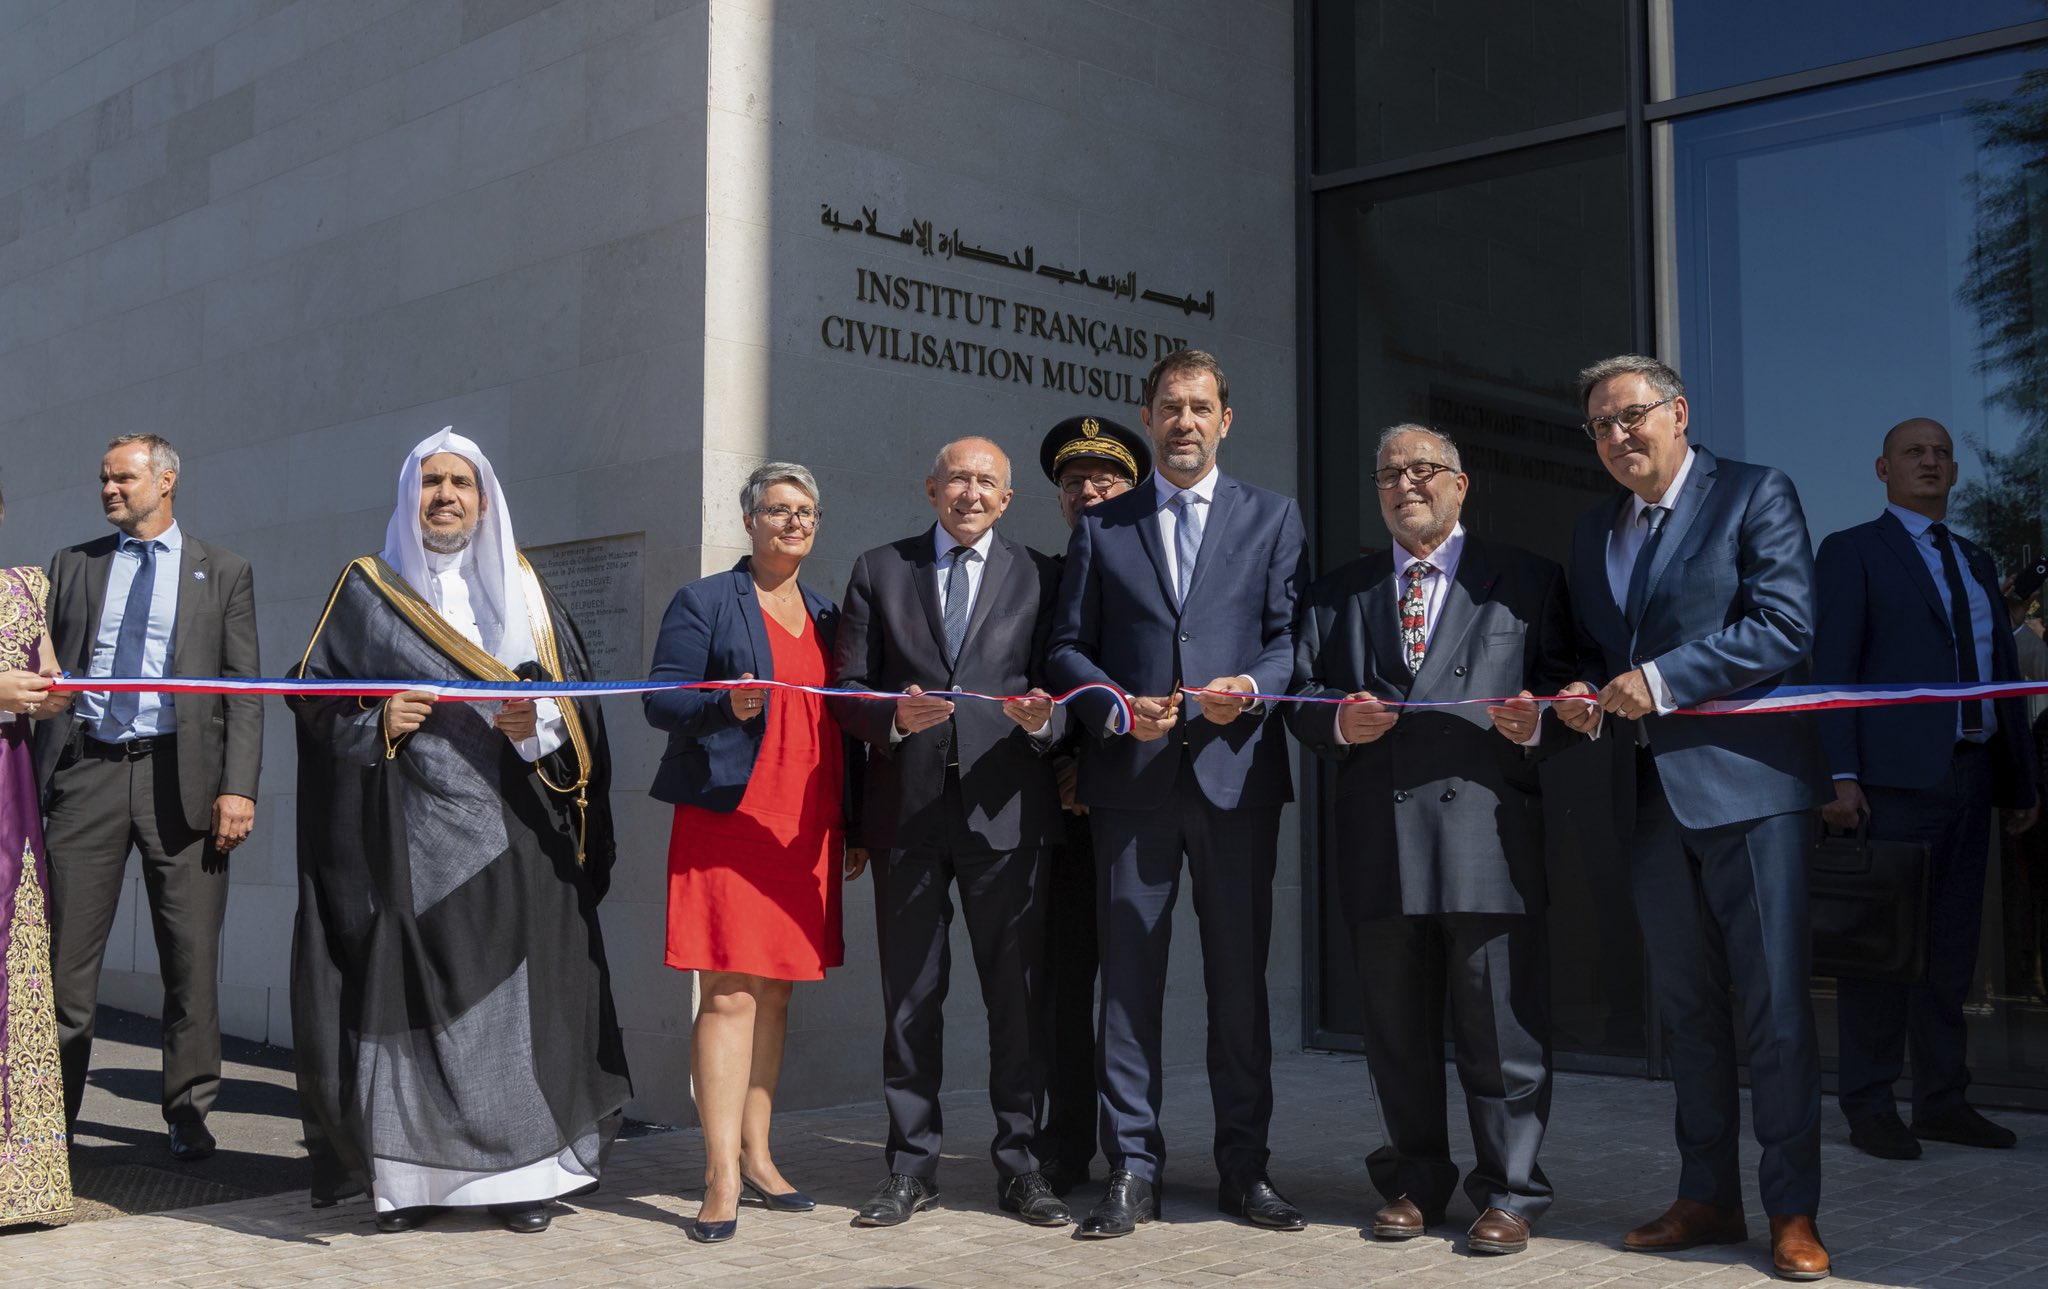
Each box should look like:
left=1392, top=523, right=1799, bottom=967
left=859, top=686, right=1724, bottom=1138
left=1813, top=417, right=2039, bottom=1160
left=1047, top=350, right=1310, bottom=1239
left=833, top=437, right=1072, bottom=1230
left=1556, top=355, right=1831, bottom=1281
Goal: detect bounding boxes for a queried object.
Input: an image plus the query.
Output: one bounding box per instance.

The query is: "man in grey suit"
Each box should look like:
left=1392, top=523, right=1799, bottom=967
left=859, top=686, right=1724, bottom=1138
left=1289, top=425, right=1577, bottom=1257
left=1557, top=355, right=1830, bottom=1281
left=33, top=434, right=262, bottom=1163
left=833, top=437, right=1072, bottom=1229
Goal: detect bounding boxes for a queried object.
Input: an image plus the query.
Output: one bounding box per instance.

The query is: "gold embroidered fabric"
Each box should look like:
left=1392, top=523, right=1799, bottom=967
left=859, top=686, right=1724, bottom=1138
left=0, top=565, right=46, bottom=672
left=0, top=841, right=71, bottom=1226
left=0, top=565, right=71, bottom=1227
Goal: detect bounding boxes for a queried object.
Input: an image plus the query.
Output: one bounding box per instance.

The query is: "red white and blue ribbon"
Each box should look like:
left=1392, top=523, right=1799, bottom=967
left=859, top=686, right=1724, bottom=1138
left=1185, top=679, right=2048, bottom=716
left=45, top=675, right=2048, bottom=725
left=48, top=675, right=1140, bottom=735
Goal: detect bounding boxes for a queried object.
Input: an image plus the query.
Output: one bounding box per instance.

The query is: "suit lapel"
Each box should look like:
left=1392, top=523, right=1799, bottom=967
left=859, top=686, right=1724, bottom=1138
left=1138, top=494, right=1178, bottom=610
left=912, top=528, right=948, bottom=656
left=1361, top=556, right=1408, bottom=694
left=1873, top=510, right=1949, bottom=632
left=1633, top=448, right=1716, bottom=634
left=955, top=532, right=1014, bottom=667
left=734, top=564, right=773, bottom=680
left=1413, top=542, right=1495, bottom=694
left=1181, top=475, right=1236, bottom=608
left=170, top=538, right=208, bottom=670
left=80, top=541, right=114, bottom=671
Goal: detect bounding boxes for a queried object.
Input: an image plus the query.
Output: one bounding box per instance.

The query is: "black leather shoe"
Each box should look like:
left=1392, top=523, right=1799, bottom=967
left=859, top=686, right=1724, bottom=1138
left=1218, top=1172, right=1305, bottom=1231
left=1849, top=1111, right=1922, bottom=1159
left=1077, top=1169, right=1156, bottom=1238
left=1040, top=1158, right=1090, bottom=1197
left=741, top=1173, right=817, bottom=1212
left=998, top=1171, right=1072, bottom=1226
left=852, top=1174, right=938, bottom=1227
left=374, top=1205, right=444, bottom=1233
left=169, top=1120, right=216, bottom=1163
left=1914, top=1104, right=2017, bottom=1150
left=489, top=1202, right=551, bottom=1233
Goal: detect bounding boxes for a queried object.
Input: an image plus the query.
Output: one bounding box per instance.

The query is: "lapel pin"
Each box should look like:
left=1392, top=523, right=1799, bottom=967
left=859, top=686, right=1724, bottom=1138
left=193, top=570, right=207, bottom=580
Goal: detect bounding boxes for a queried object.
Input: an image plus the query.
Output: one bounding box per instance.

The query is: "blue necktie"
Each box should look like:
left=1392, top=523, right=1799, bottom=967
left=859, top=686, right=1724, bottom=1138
left=941, top=545, right=974, bottom=663
left=108, top=539, right=158, bottom=730
left=1624, top=505, right=1667, bottom=627
left=1175, top=490, right=1202, bottom=607
left=1929, top=523, right=1985, bottom=736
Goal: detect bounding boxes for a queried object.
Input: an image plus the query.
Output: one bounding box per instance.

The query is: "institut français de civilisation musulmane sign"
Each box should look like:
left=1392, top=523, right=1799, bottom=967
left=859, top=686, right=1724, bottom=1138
left=813, top=200, right=1214, bottom=405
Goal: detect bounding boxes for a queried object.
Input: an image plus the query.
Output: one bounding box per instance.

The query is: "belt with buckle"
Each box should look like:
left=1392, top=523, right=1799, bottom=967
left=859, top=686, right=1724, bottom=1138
left=84, top=734, right=176, bottom=760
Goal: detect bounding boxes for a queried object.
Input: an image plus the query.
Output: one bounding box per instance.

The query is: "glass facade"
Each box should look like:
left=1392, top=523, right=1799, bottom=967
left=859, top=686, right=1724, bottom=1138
left=1305, top=3, right=2048, bottom=1098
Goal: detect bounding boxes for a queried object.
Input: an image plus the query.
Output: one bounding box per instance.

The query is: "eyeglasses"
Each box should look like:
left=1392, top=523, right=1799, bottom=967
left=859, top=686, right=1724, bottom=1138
left=1372, top=462, right=1457, bottom=490
left=1582, top=398, right=1675, bottom=440
left=752, top=506, right=821, bottom=528
left=1058, top=474, right=1127, bottom=497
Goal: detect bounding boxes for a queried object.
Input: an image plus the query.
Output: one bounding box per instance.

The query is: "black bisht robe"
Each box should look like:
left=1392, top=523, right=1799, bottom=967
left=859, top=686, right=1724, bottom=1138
left=289, top=556, right=631, bottom=1206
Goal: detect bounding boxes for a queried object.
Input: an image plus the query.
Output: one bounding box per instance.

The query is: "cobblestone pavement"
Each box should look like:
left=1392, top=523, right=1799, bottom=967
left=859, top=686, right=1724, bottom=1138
left=3, top=1049, right=2042, bottom=1287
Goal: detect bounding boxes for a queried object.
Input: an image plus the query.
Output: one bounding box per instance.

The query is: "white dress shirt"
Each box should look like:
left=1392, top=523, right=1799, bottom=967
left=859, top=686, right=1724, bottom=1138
left=422, top=547, right=565, bottom=762
left=82, top=521, right=183, bottom=741
left=1605, top=446, right=1697, bottom=715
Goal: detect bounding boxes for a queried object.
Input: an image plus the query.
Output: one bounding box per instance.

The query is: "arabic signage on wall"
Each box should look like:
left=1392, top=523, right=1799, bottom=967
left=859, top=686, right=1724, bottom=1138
left=815, top=202, right=1215, bottom=405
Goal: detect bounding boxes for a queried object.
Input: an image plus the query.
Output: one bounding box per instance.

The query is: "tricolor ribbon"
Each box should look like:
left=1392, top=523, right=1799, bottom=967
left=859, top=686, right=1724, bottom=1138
left=1186, top=679, right=2048, bottom=715
left=44, top=676, right=2048, bottom=727
left=48, top=676, right=1140, bottom=735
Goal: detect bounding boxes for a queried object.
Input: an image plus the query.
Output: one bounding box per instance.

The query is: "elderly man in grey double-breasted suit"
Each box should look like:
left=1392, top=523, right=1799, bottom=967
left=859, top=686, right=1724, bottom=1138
left=1288, top=424, right=1579, bottom=1258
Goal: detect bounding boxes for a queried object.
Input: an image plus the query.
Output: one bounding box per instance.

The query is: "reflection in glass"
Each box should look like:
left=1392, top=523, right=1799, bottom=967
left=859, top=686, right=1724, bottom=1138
left=1313, top=0, right=1626, bottom=171
left=1671, top=47, right=2048, bottom=1091
left=1312, top=137, right=1642, bottom=1060
left=1661, top=0, right=2043, bottom=99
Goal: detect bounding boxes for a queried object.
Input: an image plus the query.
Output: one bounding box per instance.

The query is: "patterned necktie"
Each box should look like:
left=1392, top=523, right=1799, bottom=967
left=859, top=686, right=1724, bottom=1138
left=1174, top=490, right=1202, bottom=606
left=941, top=545, right=974, bottom=663
left=108, top=538, right=158, bottom=729
left=1929, top=523, right=1985, bottom=735
left=1624, top=504, right=1668, bottom=626
left=1400, top=561, right=1432, bottom=675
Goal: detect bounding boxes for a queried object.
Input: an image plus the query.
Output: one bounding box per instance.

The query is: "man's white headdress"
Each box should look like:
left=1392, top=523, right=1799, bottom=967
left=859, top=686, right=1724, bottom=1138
left=380, top=427, right=537, bottom=670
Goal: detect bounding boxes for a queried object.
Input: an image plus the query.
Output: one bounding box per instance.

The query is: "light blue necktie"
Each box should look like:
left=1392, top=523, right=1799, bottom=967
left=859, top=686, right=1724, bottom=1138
left=108, top=538, right=158, bottom=730
left=941, top=545, right=974, bottom=663
left=1174, top=490, right=1202, bottom=606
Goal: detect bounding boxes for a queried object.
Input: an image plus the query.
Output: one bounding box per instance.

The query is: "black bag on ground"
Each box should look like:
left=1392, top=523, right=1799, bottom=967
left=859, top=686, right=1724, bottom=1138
left=1807, top=817, right=1931, bottom=985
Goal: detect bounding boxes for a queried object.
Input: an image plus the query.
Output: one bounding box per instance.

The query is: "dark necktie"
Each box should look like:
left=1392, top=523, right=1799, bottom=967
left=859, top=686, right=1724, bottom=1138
left=1400, top=562, right=1432, bottom=675
left=941, top=545, right=974, bottom=663
left=1174, top=490, right=1202, bottom=606
left=1624, top=505, right=1668, bottom=627
left=1929, top=523, right=1985, bottom=736
left=108, top=538, right=158, bottom=729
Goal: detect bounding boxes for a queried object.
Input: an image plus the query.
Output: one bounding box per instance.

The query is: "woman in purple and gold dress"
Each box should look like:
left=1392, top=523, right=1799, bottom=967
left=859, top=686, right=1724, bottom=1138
left=0, top=481, right=74, bottom=1228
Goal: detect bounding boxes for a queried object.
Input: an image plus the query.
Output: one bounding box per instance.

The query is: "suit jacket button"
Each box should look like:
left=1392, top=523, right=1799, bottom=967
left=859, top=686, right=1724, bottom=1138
left=1393, top=791, right=1408, bottom=804
left=1454, top=665, right=1467, bottom=677
left=1441, top=788, right=1457, bottom=802
left=1180, top=633, right=1190, bottom=642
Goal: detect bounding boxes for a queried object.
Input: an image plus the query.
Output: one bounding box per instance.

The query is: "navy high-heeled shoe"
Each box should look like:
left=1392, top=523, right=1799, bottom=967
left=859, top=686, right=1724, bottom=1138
left=741, top=1174, right=817, bottom=1213
left=688, top=1214, right=738, bottom=1243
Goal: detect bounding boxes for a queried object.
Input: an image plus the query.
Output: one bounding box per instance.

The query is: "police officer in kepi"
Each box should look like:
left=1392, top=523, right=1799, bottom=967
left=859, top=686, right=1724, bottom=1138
left=1034, top=413, right=1151, bottom=1196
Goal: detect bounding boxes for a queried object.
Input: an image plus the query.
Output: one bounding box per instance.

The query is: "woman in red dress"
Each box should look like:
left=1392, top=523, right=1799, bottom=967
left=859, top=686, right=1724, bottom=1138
left=643, top=463, right=864, bottom=1243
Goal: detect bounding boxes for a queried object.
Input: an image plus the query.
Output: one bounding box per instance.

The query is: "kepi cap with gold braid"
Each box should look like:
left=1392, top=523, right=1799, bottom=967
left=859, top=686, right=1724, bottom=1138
left=1038, top=414, right=1151, bottom=485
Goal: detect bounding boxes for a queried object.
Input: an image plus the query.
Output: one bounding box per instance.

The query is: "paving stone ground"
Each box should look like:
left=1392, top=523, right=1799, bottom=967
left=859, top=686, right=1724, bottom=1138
left=3, top=1047, right=2043, bottom=1287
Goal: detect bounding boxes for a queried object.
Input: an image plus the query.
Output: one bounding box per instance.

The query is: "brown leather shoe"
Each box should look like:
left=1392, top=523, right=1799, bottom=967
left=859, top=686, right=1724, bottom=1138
left=1768, top=1215, right=1830, bottom=1281
left=1623, top=1198, right=1748, bottom=1251
left=1370, top=1195, right=1435, bottom=1240
left=1467, top=1207, right=1530, bottom=1255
